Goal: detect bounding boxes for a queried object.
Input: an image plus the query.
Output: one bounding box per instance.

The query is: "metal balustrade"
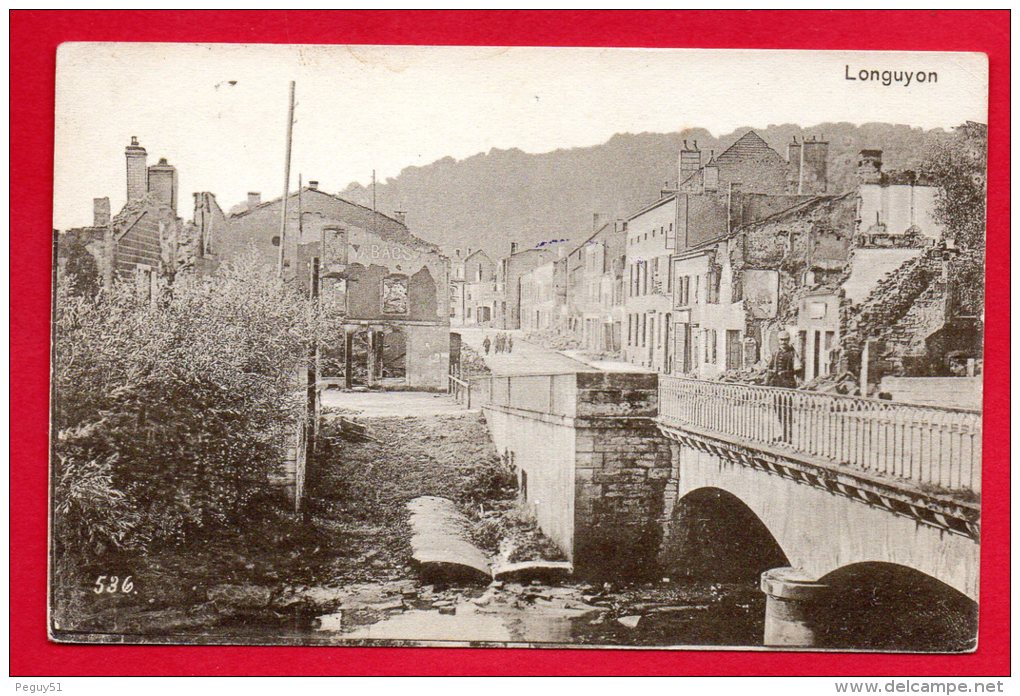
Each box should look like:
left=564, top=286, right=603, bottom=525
left=658, top=376, right=982, bottom=495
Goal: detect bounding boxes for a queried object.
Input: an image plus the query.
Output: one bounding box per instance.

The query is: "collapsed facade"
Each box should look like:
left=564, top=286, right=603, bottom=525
left=57, top=137, right=226, bottom=301
left=220, top=183, right=451, bottom=390
left=667, top=144, right=974, bottom=392
left=516, top=130, right=979, bottom=397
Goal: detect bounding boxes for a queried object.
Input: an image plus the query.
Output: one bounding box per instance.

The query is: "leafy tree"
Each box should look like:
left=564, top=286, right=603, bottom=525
left=52, top=253, right=333, bottom=568
left=60, top=235, right=100, bottom=299
left=922, top=121, right=988, bottom=252
left=921, top=121, right=988, bottom=317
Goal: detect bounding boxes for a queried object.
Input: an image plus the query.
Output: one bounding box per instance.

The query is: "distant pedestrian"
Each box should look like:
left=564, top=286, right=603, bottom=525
left=766, top=330, right=801, bottom=443
left=483, top=335, right=491, bottom=355
left=506, top=335, right=514, bottom=354
left=496, top=333, right=506, bottom=354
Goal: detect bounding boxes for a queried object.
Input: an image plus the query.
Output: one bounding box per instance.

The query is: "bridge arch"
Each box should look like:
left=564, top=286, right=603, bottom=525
left=815, top=562, right=978, bottom=651
left=668, top=441, right=979, bottom=602
left=661, top=486, right=788, bottom=583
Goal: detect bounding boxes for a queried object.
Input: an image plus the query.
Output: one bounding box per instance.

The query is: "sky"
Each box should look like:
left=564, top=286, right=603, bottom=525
left=53, top=44, right=987, bottom=229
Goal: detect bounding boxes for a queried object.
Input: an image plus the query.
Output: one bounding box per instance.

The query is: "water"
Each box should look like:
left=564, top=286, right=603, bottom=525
left=297, top=578, right=765, bottom=647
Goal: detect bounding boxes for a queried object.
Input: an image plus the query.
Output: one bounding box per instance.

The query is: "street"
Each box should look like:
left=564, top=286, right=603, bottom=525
left=456, top=327, right=594, bottom=376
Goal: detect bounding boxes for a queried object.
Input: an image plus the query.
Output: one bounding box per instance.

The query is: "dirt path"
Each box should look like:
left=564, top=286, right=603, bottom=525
left=311, top=406, right=515, bottom=584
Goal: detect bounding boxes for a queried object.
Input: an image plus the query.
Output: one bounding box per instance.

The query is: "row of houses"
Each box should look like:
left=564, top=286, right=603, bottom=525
left=477, top=131, right=981, bottom=391
left=57, top=137, right=452, bottom=390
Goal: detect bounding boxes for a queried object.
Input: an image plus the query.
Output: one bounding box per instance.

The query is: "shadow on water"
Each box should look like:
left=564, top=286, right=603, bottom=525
left=210, top=578, right=766, bottom=647
left=817, top=563, right=978, bottom=652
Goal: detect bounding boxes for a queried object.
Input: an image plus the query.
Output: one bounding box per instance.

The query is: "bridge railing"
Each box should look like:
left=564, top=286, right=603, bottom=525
left=658, top=376, right=982, bottom=495
left=466, top=373, right=578, bottom=418
left=448, top=374, right=473, bottom=408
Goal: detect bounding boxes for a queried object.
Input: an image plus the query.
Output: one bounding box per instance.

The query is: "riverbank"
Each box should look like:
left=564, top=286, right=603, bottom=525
left=50, top=404, right=560, bottom=642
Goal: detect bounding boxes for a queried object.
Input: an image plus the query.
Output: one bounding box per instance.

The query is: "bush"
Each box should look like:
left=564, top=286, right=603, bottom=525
left=52, top=255, right=329, bottom=567
left=456, top=450, right=518, bottom=511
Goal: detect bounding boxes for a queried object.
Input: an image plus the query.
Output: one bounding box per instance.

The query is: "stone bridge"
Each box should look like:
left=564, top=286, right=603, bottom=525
left=464, top=370, right=982, bottom=647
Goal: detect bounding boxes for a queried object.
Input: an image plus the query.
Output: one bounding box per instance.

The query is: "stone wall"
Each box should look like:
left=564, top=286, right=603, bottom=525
left=573, top=411, right=674, bottom=578
left=481, top=371, right=673, bottom=579
left=404, top=324, right=451, bottom=390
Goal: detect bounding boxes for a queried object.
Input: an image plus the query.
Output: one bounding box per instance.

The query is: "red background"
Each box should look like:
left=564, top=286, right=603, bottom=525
left=10, top=10, right=1010, bottom=676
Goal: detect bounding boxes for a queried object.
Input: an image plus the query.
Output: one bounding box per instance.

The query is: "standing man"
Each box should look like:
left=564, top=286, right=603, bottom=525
left=767, top=330, right=800, bottom=443
left=483, top=335, right=491, bottom=356
left=506, top=334, right=514, bottom=354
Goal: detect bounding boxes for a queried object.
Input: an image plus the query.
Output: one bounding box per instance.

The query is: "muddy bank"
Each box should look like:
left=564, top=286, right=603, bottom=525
left=51, top=408, right=555, bottom=642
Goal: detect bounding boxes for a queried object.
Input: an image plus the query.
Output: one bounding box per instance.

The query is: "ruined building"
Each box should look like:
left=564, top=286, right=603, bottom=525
left=666, top=146, right=973, bottom=392
left=625, top=130, right=821, bottom=373
left=219, top=183, right=451, bottom=390
left=57, top=137, right=225, bottom=300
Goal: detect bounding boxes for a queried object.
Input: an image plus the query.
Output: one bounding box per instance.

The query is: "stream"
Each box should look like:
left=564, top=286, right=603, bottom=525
left=215, top=576, right=765, bottom=647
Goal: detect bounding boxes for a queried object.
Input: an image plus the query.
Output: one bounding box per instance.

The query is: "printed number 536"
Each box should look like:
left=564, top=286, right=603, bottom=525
left=94, top=575, right=135, bottom=594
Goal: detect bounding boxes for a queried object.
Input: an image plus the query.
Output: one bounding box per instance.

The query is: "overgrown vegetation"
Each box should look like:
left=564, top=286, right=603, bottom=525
left=52, top=255, right=339, bottom=585
left=921, top=121, right=987, bottom=316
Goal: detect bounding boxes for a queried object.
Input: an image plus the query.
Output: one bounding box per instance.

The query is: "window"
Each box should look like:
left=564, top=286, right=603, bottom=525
left=135, top=265, right=154, bottom=303
left=704, top=329, right=717, bottom=364
left=824, top=331, right=836, bottom=375
left=706, top=269, right=721, bottom=304
left=726, top=330, right=742, bottom=370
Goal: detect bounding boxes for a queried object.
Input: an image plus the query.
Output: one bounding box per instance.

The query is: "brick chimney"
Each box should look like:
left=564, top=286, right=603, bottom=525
left=679, top=139, right=702, bottom=186
left=798, top=136, right=829, bottom=195
left=393, top=210, right=407, bottom=226
left=247, top=192, right=261, bottom=210
left=703, top=150, right=719, bottom=192
left=147, top=157, right=178, bottom=214
left=727, top=183, right=743, bottom=232
left=93, top=197, right=111, bottom=227
left=308, top=180, right=319, bottom=191
left=125, top=136, right=147, bottom=203
left=787, top=137, right=802, bottom=192
left=858, top=149, right=884, bottom=185
left=510, top=241, right=519, bottom=255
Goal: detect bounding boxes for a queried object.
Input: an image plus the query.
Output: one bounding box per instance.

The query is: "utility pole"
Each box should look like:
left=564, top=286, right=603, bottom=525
left=277, top=81, right=296, bottom=278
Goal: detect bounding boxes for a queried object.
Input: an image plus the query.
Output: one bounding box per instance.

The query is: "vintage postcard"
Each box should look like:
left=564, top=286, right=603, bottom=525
left=50, top=43, right=987, bottom=651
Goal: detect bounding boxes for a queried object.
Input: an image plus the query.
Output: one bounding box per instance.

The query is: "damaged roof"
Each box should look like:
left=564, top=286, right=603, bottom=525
left=231, top=186, right=440, bottom=255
